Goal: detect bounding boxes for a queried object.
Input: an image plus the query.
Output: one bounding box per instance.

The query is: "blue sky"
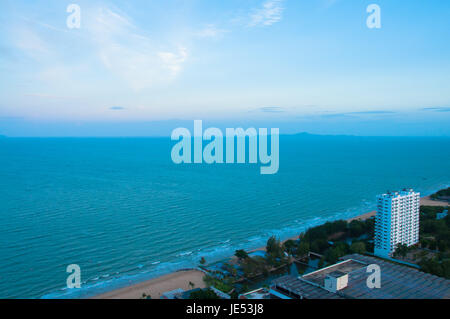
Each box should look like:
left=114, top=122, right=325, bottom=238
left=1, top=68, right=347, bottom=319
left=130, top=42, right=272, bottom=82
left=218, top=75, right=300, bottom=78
left=0, top=0, right=449, bottom=136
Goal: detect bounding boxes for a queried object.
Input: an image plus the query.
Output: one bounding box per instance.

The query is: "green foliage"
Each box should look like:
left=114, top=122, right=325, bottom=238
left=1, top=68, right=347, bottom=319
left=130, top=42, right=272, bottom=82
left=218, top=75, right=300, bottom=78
left=203, top=275, right=233, bottom=293
left=189, top=288, right=220, bottom=299
left=420, top=206, right=450, bottom=254
left=266, top=236, right=283, bottom=257
left=266, top=236, right=286, bottom=265
left=303, top=220, right=347, bottom=243
left=283, top=239, right=297, bottom=256
left=235, top=249, right=249, bottom=260
left=318, top=257, right=325, bottom=268
left=241, top=256, right=270, bottom=278
left=416, top=205, right=450, bottom=279
left=430, top=187, right=450, bottom=200
left=325, top=242, right=349, bottom=264
left=393, top=243, right=409, bottom=258
left=348, top=220, right=365, bottom=238
left=418, top=258, right=450, bottom=279
left=350, top=241, right=366, bottom=254
left=309, top=238, right=329, bottom=254
left=296, top=242, right=310, bottom=257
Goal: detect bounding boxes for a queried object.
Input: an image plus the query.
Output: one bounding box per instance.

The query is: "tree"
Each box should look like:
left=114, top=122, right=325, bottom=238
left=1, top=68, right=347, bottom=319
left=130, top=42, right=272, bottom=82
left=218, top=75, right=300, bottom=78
left=394, top=244, right=408, bottom=258
left=235, top=249, right=249, bottom=260
left=283, top=240, right=297, bottom=256
left=241, top=256, right=268, bottom=278
left=266, top=236, right=284, bottom=261
left=318, top=257, right=325, bottom=269
left=350, top=242, right=366, bottom=254
left=189, top=288, right=220, bottom=299
left=296, top=242, right=310, bottom=258
left=348, top=220, right=365, bottom=238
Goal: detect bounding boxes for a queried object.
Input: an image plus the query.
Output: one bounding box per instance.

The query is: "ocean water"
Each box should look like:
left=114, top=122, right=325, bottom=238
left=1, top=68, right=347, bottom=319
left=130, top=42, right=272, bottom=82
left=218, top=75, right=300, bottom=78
left=0, top=135, right=449, bottom=299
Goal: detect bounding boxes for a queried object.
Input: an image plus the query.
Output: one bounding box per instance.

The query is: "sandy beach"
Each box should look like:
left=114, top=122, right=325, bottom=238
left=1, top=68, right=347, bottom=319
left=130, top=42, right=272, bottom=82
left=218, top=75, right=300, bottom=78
left=420, top=196, right=449, bottom=207
left=93, top=269, right=206, bottom=299
left=93, top=194, right=448, bottom=299
left=91, top=208, right=401, bottom=299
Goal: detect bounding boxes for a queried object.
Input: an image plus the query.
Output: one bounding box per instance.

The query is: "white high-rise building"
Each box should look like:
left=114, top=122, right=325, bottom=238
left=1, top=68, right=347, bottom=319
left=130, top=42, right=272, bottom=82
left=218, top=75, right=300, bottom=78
left=374, top=189, right=420, bottom=258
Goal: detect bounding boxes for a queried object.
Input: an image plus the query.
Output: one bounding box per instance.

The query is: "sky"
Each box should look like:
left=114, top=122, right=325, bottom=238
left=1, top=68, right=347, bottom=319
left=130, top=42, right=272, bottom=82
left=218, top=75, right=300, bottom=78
left=0, top=0, right=449, bottom=136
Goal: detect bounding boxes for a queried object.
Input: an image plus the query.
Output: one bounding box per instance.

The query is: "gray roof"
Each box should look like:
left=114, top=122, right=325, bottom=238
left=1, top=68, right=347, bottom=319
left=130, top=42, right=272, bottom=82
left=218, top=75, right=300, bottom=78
left=339, top=254, right=450, bottom=299
left=271, top=254, right=450, bottom=299
left=327, top=271, right=347, bottom=278
left=302, top=259, right=365, bottom=286
left=272, top=276, right=343, bottom=299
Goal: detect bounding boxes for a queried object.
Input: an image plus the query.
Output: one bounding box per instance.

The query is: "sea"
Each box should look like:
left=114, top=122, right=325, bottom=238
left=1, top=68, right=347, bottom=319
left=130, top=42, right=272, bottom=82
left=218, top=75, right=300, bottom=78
left=0, top=134, right=449, bottom=298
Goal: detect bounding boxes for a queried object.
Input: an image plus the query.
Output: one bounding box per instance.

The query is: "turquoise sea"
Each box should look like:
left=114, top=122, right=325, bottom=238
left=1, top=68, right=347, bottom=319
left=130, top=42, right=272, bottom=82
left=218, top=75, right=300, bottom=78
left=0, top=135, right=449, bottom=298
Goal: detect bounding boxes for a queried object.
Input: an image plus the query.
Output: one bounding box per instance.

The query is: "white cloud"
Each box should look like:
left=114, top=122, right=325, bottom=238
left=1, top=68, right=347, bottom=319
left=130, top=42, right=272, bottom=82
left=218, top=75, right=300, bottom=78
left=195, top=24, right=228, bottom=39
left=249, top=0, right=284, bottom=27
left=89, top=8, right=188, bottom=91
left=323, top=0, right=340, bottom=8
left=14, top=27, right=49, bottom=58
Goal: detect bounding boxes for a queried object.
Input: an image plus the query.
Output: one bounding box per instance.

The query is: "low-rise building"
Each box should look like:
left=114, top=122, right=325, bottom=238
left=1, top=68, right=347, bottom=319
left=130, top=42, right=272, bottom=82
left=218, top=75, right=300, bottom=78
left=239, top=288, right=271, bottom=299
left=270, top=254, right=450, bottom=299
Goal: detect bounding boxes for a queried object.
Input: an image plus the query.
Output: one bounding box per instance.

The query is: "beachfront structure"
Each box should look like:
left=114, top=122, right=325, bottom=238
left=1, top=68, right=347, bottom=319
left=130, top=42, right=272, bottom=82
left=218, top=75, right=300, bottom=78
left=239, top=288, right=271, bottom=299
left=374, top=189, right=420, bottom=258
left=270, top=254, right=450, bottom=299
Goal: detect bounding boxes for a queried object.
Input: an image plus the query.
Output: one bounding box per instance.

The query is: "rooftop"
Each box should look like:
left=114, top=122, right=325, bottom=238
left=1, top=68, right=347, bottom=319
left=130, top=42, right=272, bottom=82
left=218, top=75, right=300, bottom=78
left=340, top=254, right=450, bottom=299
left=302, top=259, right=365, bottom=286
left=271, top=254, right=450, bottom=299
left=239, top=288, right=271, bottom=299
left=272, top=276, right=343, bottom=299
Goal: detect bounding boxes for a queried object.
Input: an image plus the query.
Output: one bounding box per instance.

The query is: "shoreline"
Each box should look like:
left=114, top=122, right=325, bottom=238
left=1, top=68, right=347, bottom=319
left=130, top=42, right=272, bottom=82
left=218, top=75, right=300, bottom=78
left=93, top=269, right=207, bottom=299
left=92, top=209, right=379, bottom=299
left=92, top=194, right=448, bottom=299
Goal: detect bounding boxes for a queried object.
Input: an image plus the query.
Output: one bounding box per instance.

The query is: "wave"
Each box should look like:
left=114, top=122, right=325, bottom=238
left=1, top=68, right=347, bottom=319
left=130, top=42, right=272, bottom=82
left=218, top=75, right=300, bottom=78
left=41, top=183, right=449, bottom=299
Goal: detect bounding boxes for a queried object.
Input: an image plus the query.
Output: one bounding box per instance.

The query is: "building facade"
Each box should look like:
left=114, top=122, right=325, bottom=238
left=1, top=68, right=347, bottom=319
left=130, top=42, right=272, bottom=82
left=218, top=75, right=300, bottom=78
left=374, top=189, right=420, bottom=258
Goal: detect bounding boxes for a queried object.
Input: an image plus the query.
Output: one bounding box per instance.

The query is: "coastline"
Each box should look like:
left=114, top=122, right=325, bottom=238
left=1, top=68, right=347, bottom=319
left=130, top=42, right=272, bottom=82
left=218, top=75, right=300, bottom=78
left=93, top=269, right=207, bottom=299
left=92, top=194, right=448, bottom=299
left=92, top=209, right=378, bottom=299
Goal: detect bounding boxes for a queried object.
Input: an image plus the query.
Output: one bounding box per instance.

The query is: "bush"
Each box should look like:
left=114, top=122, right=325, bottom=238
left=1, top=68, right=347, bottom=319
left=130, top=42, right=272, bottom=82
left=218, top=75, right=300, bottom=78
left=350, top=242, right=366, bottom=254
left=189, top=288, right=220, bottom=299
left=235, top=249, right=249, bottom=260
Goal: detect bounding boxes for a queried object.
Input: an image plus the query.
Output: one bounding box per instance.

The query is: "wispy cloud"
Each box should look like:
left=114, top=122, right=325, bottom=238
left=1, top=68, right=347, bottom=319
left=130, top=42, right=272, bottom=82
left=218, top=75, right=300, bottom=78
left=348, top=110, right=396, bottom=115
left=249, top=0, right=284, bottom=27
left=323, top=0, right=341, bottom=8
left=422, top=107, right=450, bottom=112
left=90, top=8, right=188, bottom=91
left=258, top=106, right=285, bottom=113
left=319, top=110, right=396, bottom=118
left=13, top=27, right=49, bottom=59
left=195, top=24, right=228, bottom=39
left=109, top=106, right=125, bottom=111
left=24, top=93, right=80, bottom=100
